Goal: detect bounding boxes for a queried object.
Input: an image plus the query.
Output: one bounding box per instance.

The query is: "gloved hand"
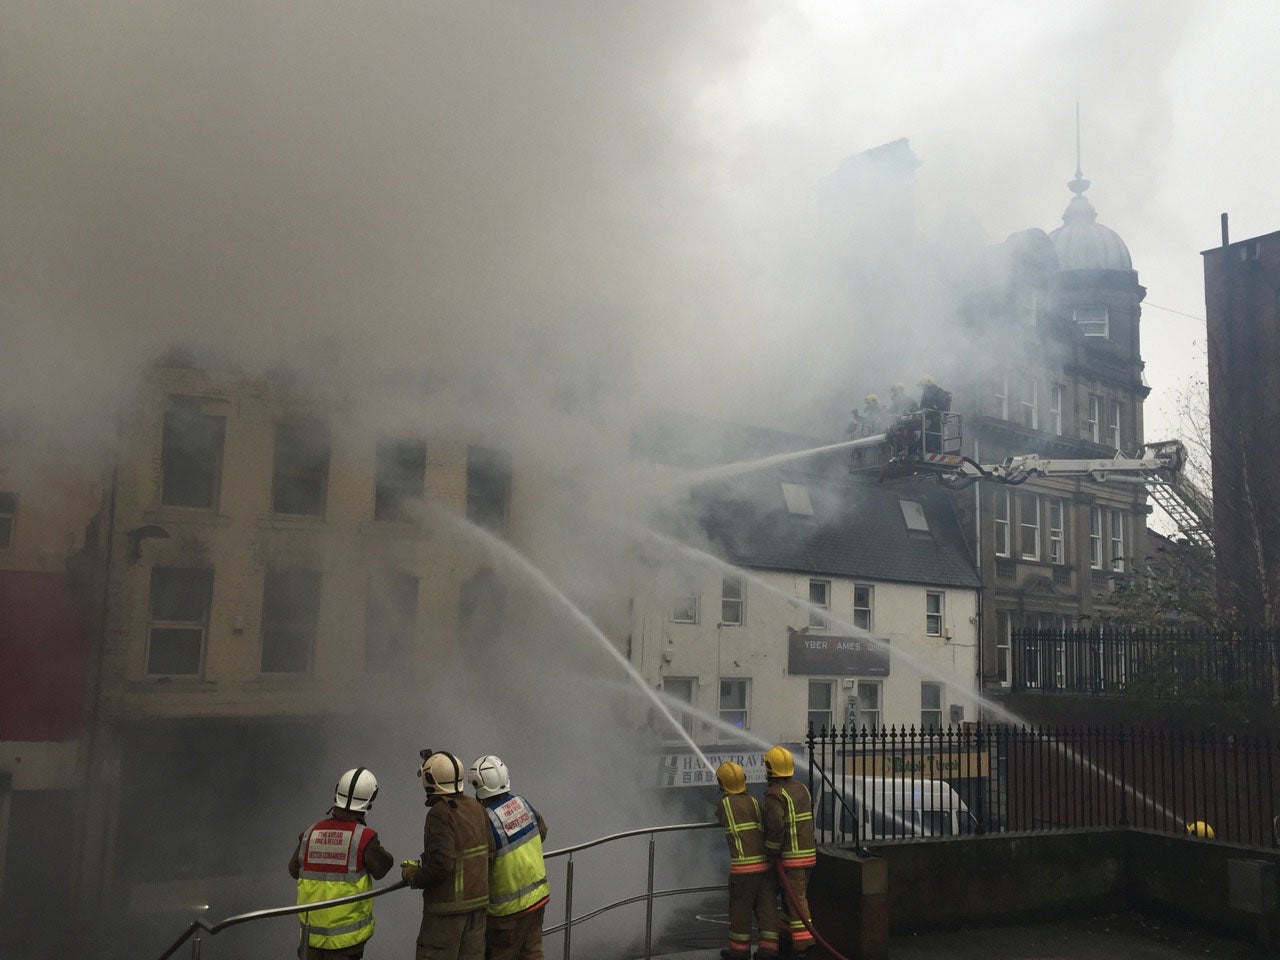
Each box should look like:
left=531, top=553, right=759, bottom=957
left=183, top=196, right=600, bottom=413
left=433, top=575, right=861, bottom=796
left=401, top=860, right=421, bottom=885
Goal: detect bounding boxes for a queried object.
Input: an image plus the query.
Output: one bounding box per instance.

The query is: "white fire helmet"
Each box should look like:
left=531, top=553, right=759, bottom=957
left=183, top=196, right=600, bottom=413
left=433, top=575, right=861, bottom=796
left=334, top=767, right=379, bottom=813
left=469, top=755, right=511, bottom=800
left=418, top=750, right=465, bottom=796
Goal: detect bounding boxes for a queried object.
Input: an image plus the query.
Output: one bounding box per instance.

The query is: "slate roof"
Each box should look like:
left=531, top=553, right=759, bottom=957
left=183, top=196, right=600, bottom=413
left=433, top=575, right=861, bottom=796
left=691, top=462, right=981, bottom=590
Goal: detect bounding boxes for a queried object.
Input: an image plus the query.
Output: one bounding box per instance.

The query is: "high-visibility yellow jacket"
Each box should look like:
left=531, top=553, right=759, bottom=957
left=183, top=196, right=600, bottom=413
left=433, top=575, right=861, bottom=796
left=482, top=793, right=550, bottom=916
left=715, top=793, right=769, bottom=875
left=295, top=817, right=379, bottom=950
left=763, top=779, right=816, bottom=868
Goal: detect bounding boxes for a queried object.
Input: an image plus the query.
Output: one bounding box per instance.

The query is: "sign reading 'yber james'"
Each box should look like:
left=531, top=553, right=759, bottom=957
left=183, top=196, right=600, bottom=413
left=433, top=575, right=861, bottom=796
left=787, top=627, right=890, bottom=676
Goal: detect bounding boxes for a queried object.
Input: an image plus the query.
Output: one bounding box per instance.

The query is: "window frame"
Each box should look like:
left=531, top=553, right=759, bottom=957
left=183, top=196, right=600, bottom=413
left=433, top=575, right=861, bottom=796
left=853, top=584, right=874, bottom=632
left=925, top=591, right=944, bottom=637
left=259, top=570, right=322, bottom=675
left=992, top=373, right=1008, bottom=420
left=1019, top=493, right=1040, bottom=561
left=662, top=677, right=697, bottom=740
left=1049, top=384, right=1063, bottom=435
left=1090, top=506, right=1103, bottom=570
left=160, top=407, right=227, bottom=510
left=466, top=445, right=513, bottom=533
left=855, top=680, right=882, bottom=732
left=718, top=678, right=750, bottom=734
left=271, top=418, right=331, bottom=518
left=720, top=576, right=745, bottom=626
left=1110, top=510, right=1126, bottom=573
left=0, top=492, right=16, bottom=550
left=995, top=610, right=1012, bottom=687
left=808, top=579, right=831, bottom=629
left=921, top=681, right=944, bottom=730
left=1109, top=400, right=1123, bottom=450
left=145, top=567, right=214, bottom=677
left=1048, top=499, right=1065, bottom=565
left=671, top=592, right=699, bottom=624
left=993, top=488, right=1011, bottom=558
left=807, top=679, right=836, bottom=733
left=1087, top=395, right=1102, bottom=443
left=1015, top=376, right=1038, bottom=430
left=364, top=566, right=419, bottom=672
left=374, top=437, right=427, bottom=522
left=1074, top=305, right=1110, bottom=338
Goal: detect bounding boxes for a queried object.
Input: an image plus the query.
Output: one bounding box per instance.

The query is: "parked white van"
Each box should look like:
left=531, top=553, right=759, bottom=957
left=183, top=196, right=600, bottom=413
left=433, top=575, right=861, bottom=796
left=815, top=777, right=977, bottom=841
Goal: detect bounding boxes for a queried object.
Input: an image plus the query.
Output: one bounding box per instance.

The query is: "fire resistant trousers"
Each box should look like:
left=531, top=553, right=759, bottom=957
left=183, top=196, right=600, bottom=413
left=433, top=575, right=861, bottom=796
left=297, top=944, right=368, bottom=960
left=416, top=908, right=487, bottom=960
left=726, top=873, right=776, bottom=956
left=777, top=866, right=814, bottom=955
left=486, top=905, right=546, bottom=960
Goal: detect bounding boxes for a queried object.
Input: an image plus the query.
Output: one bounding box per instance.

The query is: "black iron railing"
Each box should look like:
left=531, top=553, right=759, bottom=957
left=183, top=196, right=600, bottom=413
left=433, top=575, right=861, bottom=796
left=807, top=722, right=1280, bottom=849
left=1010, top=628, right=1279, bottom=702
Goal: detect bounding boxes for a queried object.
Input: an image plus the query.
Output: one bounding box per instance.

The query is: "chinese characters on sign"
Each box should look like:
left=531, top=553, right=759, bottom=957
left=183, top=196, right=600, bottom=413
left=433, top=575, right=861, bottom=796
left=659, top=750, right=770, bottom=788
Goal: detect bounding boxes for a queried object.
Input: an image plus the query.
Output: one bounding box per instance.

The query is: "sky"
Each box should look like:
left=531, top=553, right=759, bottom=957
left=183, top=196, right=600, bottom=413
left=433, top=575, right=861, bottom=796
left=4, top=0, right=1278, bottom=453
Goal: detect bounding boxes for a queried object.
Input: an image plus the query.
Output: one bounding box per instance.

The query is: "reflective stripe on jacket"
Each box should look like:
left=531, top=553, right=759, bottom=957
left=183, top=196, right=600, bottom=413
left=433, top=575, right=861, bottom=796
left=483, top=794, right=550, bottom=916
left=296, top=818, right=377, bottom=949
left=716, top=794, right=768, bottom=875
left=419, top=795, right=494, bottom=915
left=763, top=779, right=816, bottom=868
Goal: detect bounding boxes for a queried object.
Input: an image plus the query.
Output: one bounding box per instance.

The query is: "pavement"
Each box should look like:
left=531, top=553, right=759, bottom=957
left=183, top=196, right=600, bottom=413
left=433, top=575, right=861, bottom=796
left=654, top=911, right=1276, bottom=960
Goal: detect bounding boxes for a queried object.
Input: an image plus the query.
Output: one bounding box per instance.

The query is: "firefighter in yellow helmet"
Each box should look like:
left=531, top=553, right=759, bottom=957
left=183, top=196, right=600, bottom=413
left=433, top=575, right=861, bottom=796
left=1186, top=820, right=1215, bottom=839
left=289, top=768, right=394, bottom=960
left=401, top=750, right=496, bottom=960
left=761, top=747, right=816, bottom=957
left=469, top=755, right=550, bottom=960
left=714, top=761, right=776, bottom=960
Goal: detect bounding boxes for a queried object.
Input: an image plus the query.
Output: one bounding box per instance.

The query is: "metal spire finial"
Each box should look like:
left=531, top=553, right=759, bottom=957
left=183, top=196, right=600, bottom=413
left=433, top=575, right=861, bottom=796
left=1068, top=102, right=1091, bottom=197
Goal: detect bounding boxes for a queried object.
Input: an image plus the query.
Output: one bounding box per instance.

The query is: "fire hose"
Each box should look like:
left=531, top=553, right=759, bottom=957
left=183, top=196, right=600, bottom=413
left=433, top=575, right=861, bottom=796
left=774, top=859, right=852, bottom=960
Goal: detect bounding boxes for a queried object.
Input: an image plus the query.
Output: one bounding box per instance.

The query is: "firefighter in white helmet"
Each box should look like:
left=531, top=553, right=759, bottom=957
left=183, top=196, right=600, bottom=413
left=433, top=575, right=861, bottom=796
left=402, top=750, right=496, bottom=960
left=289, top=768, right=393, bottom=960
left=469, top=755, right=550, bottom=960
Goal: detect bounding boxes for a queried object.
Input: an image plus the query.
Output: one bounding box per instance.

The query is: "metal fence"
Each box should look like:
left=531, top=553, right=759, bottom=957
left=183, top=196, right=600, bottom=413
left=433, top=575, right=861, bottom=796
left=153, top=822, right=722, bottom=960
left=1010, top=628, right=1280, bottom=701
left=807, top=723, right=1280, bottom=849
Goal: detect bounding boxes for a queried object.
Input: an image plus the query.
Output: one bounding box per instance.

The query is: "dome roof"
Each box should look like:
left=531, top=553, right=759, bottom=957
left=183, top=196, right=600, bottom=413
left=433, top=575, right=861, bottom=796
left=1048, top=174, right=1132, bottom=272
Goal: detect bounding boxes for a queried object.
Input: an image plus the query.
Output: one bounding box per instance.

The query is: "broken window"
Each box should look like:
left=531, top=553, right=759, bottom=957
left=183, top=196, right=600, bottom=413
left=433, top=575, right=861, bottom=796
left=260, top=570, right=321, bottom=674
left=146, top=567, right=214, bottom=676
left=364, top=566, right=418, bottom=671
left=466, top=446, right=512, bottom=533
left=0, top=492, right=16, bottom=549
left=374, top=438, right=426, bottom=521
left=272, top=419, right=330, bottom=516
left=160, top=408, right=226, bottom=508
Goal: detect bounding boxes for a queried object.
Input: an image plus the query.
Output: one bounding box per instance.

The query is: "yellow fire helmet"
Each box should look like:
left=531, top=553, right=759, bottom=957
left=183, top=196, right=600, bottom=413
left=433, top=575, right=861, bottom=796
left=919, top=374, right=935, bottom=386
left=763, top=745, right=794, bottom=779
left=716, top=761, right=747, bottom=795
left=1185, top=820, right=1215, bottom=839
left=864, top=394, right=879, bottom=404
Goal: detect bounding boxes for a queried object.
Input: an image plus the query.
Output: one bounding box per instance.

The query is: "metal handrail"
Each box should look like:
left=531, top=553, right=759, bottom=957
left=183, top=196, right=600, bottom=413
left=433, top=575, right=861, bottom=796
left=151, top=821, right=722, bottom=960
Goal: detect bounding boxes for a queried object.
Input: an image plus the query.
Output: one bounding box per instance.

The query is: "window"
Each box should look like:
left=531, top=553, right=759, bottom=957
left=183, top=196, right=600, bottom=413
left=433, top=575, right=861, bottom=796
left=146, top=567, right=213, bottom=676
left=925, top=592, right=944, bottom=636
left=672, top=592, right=699, bottom=624
left=992, top=373, right=1008, bottom=420
left=853, top=585, right=873, bottom=632
left=0, top=492, right=15, bottom=549
left=374, top=438, right=426, bottom=522
left=719, top=679, right=749, bottom=731
left=1110, top=511, right=1126, bottom=573
left=1048, top=500, right=1065, bottom=565
left=855, top=681, right=881, bottom=731
left=994, top=489, right=1011, bottom=558
left=921, top=682, right=943, bottom=730
left=272, top=419, right=330, bottom=516
left=662, top=677, right=697, bottom=739
left=1074, top=305, right=1109, bottom=338
left=809, top=579, right=830, bottom=629
left=467, top=446, right=513, bottom=533
left=1090, top=507, right=1103, bottom=569
left=781, top=482, right=814, bottom=516
left=721, top=576, right=744, bottom=626
left=459, top=569, right=504, bottom=645
left=365, top=567, right=418, bottom=671
left=1109, top=401, right=1123, bottom=451
left=1019, top=289, right=1039, bottom=328
left=899, top=499, right=929, bottom=532
left=808, top=681, right=835, bottom=732
left=1014, top=377, right=1038, bottom=429
left=1087, top=395, right=1102, bottom=443
left=995, top=610, right=1011, bottom=687
left=1050, top=385, right=1063, bottom=435
left=160, top=408, right=226, bottom=508
left=1019, top=493, right=1040, bottom=561
left=260, top=570, right=321, bottom=674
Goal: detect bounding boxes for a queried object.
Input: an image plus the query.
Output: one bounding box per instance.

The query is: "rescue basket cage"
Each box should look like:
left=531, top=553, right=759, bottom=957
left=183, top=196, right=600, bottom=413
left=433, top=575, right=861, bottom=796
left=152, top=821, right=724, bottom=960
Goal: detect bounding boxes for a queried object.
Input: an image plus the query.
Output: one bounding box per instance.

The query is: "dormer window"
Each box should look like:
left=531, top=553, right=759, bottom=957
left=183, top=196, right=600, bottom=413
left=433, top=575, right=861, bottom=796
left=1074, top=305, right=1109, bottom=338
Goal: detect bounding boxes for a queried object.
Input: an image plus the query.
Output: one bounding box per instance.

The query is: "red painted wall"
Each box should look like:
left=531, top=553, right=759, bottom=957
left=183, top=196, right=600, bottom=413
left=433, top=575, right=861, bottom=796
left=0, top=571, right=91, bottom=741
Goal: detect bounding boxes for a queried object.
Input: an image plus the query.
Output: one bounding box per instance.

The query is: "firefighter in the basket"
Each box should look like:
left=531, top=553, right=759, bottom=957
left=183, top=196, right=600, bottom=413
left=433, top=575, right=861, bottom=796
left=401, top=750, right=497, bottom=960
left=714, top=761, right=777, bottom=960
left=762, top=747, right=817, bottom=958
left=469, top=755, right=550, bottom=960
left=289, top=768, right=394, bottom=960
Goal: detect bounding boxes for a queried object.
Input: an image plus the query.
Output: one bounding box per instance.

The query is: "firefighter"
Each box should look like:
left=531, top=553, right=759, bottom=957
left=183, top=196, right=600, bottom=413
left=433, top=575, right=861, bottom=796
left=714, top=761, right=776, bottom=960
left=289, top=768, right=394, bottom=960
left=469, top=755, right=550, bottom=960
left=402, top=751, right=497, bottom=960
left=860, top=394, right=882, bottom=433
left=761, top=747, right=816, bottom=958
left=888, top=381, right=910, bottom=415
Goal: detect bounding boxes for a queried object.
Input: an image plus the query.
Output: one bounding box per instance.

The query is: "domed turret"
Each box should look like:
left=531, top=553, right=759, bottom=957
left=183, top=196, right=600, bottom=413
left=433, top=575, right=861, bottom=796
left=1049, top=170, right=1132, bottom=272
